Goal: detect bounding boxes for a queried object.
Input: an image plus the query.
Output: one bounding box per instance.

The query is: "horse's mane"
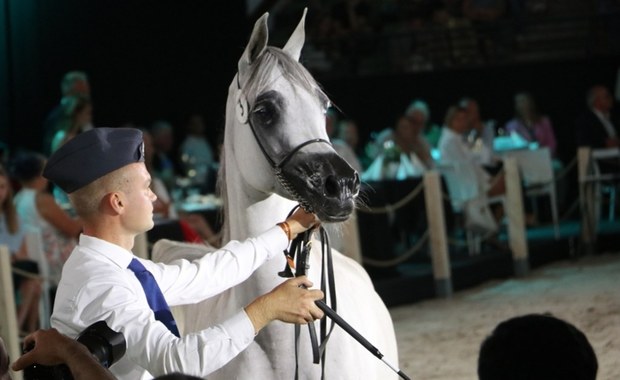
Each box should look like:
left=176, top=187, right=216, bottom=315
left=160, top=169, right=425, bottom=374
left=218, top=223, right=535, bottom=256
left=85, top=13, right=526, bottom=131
left=217, top=46, right=329, bottom=242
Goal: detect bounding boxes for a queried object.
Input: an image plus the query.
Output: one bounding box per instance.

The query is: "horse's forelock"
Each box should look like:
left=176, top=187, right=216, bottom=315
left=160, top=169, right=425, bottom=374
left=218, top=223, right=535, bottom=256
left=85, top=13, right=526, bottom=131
left=241, top=47, right=327, bottom=107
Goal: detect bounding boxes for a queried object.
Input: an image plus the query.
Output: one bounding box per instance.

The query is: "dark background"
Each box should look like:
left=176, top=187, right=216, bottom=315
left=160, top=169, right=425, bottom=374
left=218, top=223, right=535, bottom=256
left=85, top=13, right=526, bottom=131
left=1, top=0, right=619, bottom=167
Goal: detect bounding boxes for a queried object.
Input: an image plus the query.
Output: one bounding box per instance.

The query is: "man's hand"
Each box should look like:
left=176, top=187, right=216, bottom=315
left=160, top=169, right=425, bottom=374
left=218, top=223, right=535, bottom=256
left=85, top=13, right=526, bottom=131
left=245, top=276, right=325, bottom=334
left=12, top=329, right=115, bottom=380
left=284, top=208, right=319, bottom=240
left=12, top=329, right=85, bottom=370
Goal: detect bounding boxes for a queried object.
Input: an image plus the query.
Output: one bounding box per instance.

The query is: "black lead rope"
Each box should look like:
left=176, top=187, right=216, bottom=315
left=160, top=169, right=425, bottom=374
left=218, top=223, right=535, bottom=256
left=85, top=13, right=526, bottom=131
left=279, top=206, right=412, bottom=380
left=279, top=207, right=337, bottom=380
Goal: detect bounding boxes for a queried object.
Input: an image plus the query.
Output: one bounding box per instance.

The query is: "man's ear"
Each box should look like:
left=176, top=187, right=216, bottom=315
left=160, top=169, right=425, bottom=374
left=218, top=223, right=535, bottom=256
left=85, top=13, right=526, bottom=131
left=105, top=192, right=125, bottom=215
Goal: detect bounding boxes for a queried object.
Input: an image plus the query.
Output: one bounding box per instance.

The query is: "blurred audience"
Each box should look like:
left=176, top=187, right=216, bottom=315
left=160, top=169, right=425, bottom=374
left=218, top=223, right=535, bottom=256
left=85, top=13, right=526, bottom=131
left=10, top=152, right=82, bottom=287
left=394, top=115, right=435, bottom=171
left=505, top=92, right=558, bottom=157
left=142, top=129, right=177, bottom=220
left=49, top=95, right=93, bottom=154
left=143, top=128, right=220, bottom=247
left=460, top=97, right=501, bottom=173
left=405, top=99, right=442, bottom=148
left=478, top=313, right=598, bottom=380
left=439, top=105, right=505, bottom=203
left=179, top=114, right=215, bottom=190
left=575, top=84, right=619, bottom=149
left=0, top=165, right=42, bottom=334
left=150, top=120, right=181, bottom=192
left=333, top=119, right=363, bottom=172
left=42, top=71, right=92, bottom=156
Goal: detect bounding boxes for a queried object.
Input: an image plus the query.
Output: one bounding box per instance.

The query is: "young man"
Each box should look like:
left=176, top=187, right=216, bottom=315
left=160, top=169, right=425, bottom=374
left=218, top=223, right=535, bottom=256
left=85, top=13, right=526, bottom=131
left=43, top=128, right=324, bottom=379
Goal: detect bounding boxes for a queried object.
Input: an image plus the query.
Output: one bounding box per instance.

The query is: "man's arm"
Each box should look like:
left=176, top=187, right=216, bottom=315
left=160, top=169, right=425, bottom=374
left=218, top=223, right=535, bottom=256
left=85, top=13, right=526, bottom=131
left=11, top=329, right=116, bottom=380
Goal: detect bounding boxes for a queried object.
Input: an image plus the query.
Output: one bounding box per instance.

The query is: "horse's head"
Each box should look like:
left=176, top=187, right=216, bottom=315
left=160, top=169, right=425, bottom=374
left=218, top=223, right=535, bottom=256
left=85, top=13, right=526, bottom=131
left=226, top=9, right=359, bottom=222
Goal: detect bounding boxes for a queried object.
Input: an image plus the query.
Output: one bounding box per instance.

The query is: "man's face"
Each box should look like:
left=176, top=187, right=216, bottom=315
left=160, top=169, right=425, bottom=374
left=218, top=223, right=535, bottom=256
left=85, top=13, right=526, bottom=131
left=596, top=87, right=613, bottom=113
left=71, top=80, right=90, bottom=97
left=119, top=163, right=157, bottom=234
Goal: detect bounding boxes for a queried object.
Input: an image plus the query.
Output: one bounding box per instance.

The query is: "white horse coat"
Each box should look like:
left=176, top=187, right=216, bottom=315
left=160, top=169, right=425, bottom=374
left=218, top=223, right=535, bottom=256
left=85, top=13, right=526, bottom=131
left=155, top=10, right=398, bottom=380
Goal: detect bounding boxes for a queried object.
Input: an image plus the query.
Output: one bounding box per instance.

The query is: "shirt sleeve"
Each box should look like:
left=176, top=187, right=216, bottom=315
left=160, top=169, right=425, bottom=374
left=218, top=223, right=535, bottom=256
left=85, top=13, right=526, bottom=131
left=70, top=275, right=257, bottom=378
left=148, top=225, right=288, bottom=306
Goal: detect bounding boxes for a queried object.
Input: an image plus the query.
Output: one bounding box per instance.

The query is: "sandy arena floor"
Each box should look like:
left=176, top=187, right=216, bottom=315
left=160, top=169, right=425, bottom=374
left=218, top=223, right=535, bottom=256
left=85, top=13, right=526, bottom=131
left=391, top=252, right=620, bottom=380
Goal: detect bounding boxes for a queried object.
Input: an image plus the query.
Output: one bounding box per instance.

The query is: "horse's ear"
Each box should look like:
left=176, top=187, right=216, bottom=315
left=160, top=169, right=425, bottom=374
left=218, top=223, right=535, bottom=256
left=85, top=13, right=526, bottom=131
left=282, top=8, right=307, bottom=61
left=238, top=12, right=269, bottom=79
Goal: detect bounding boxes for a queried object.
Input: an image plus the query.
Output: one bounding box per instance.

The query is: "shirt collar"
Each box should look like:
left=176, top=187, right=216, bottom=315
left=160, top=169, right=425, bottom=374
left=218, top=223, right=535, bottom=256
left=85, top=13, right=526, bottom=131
left=79, top=234, right=135, bottom=269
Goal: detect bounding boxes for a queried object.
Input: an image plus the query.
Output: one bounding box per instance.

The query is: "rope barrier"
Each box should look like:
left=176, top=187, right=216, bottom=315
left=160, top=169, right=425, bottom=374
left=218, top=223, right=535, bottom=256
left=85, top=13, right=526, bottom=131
left=357, top=181, right=424, bottom=215
left=11, top=267, right=48, bottom=281
left=362, top=230, right=429, bottom=267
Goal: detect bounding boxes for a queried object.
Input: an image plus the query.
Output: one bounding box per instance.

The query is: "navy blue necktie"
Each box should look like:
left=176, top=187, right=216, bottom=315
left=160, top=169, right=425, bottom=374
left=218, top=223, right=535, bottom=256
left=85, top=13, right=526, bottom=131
left=128, top=258, right=180, bottom=337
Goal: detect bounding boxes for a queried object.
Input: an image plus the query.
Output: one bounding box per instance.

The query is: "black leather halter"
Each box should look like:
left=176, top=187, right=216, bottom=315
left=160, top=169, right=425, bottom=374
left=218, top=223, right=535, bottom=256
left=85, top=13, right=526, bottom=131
left=236, top=73, right=332, bottom=212
left=236, top=73, right=332, bottom=172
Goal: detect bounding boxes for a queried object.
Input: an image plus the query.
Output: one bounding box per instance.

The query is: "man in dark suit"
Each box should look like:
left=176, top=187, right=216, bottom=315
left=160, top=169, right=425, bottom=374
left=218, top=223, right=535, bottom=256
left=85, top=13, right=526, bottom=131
left=575, top=85, right=619, bottom=149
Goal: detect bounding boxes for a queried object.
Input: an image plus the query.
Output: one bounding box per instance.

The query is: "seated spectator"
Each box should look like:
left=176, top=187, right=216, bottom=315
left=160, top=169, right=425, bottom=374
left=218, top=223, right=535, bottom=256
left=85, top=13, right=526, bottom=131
left=460, top=97, right=501, bottom=173
left=575, top=84, right=619, bottom=149
left=439, top=105, right=505, bottom=204
left=362, top=117, right=429, bottom=181
left=505, top=92, right=558, bottom=156
left=143, top=129, right=219, bottom=247
left=0, top=165, right=42, bottom=334
left=10, top=152, right=82, bottom=287
left=478, top=313, right=598, bottom=380
left=42, top=71, right=92, bottom=156
left=49, top=95, right=93, bottom=153
left=333, top=119, right=363, bottom=172
left=150, top=120, right=181, bottom=191
left=395, top=115, right=435, bottom=171
left=179, top=114, right=215, bottom=190
left=405, top=99, right=442, bottom=148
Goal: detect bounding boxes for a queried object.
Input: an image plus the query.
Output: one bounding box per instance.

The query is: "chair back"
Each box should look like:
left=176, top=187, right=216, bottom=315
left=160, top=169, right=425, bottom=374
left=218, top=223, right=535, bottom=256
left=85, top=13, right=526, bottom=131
left=505, top=147, right=554, bottom=186
left=25, top=231, right=52, bottom=328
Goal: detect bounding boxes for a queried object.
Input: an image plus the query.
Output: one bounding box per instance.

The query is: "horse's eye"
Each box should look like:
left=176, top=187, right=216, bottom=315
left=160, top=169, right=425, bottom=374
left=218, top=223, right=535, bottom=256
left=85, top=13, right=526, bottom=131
left=252, top=102, right=276, bottom=126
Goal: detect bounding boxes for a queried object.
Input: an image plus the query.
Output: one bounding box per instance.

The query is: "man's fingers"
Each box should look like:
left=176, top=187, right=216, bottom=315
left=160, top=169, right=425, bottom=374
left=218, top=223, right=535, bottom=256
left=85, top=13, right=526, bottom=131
left=11, top=351, right=32, bottom=371
left=290, top=276, right=313, bottom=289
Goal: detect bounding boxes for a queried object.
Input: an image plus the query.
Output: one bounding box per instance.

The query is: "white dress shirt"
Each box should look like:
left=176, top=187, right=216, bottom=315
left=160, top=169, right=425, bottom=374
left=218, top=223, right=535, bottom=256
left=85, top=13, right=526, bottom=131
left=51, top=226, right=288, bottom=379
left=438, top=128, right=490, bottom=209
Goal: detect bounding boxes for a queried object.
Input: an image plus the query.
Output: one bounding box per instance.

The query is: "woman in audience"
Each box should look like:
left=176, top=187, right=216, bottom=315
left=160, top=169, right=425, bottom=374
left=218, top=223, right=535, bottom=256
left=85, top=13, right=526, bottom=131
left=49, top=95, right=93, bottom=153
left=504, top=92, right=558, bottom=157
left=11, top=152, right=82, bottom=288
left=0, top=164, right=42, bottom=334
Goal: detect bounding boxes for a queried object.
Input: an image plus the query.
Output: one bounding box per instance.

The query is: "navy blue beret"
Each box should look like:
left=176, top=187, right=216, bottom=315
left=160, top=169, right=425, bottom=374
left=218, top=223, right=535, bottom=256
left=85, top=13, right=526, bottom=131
left=43, top=128, right=145, bottom=193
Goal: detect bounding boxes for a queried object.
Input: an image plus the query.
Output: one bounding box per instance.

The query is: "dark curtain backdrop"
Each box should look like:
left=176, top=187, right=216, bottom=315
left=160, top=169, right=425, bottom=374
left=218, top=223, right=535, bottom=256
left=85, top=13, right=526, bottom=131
left=1, top=0, right=619, bottom=167
left=2, top=0, right=247, bottom=153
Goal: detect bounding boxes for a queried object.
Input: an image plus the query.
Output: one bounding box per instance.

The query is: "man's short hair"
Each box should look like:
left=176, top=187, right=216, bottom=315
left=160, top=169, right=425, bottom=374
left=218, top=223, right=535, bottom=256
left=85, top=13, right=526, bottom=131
left=68, top=165, right=134, bottom=219
left=478, top=313, right=598, bottom=380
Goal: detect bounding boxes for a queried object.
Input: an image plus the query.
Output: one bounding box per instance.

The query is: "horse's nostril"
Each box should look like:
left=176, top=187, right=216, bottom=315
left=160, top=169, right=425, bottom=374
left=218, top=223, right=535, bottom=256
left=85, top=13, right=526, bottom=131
left=324, top=175, right=340, bottom=198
